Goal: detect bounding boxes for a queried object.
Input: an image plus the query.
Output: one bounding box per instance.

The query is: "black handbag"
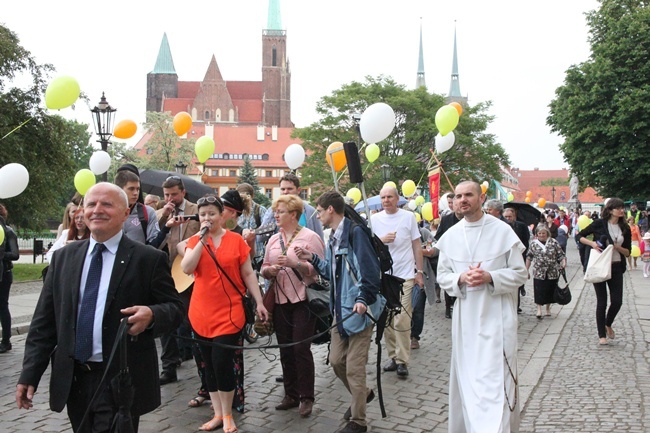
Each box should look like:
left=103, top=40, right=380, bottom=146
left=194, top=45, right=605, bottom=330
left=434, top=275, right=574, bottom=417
left=554, top=269, right=572, bottom=305
left=290, top=267, right=331, bottom=318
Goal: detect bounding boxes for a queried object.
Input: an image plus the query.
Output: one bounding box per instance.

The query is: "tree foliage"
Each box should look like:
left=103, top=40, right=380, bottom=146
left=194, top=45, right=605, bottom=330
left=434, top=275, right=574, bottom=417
left=293, top=76, right=509, bottom=200
left=0, top=24, right=94, bottom=230
left=238, top=155, right=271, bottom=207
left=140, top=111, right=195, bottom=172
left=548, top=0, right=650, bottom=199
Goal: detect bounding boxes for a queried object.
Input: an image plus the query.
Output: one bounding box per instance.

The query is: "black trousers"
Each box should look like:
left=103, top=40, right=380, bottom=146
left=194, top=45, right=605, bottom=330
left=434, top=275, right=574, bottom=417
left=67, top=366, right=139, bottom=433
left=160, top=288, right=192, bottom=371
left=593, top=262, right=625, bottom=339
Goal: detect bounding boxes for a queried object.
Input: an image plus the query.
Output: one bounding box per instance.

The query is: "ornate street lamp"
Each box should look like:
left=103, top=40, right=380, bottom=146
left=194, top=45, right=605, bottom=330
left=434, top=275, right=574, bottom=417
left=175, top=160, right=187, bottom=175
left=381, top=164, right=391, bottom=182
left=551, top=186, right=556, bottom=203
left=90, top=92, right=116, bottom=181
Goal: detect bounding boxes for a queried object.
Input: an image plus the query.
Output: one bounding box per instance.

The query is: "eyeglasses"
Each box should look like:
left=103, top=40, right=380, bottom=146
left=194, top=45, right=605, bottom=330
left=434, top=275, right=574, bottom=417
left=197, top=196, right=223, bottom=211
left=273, top=209, right=290, bottom=215
left=315, top=207, right=327, bottom=215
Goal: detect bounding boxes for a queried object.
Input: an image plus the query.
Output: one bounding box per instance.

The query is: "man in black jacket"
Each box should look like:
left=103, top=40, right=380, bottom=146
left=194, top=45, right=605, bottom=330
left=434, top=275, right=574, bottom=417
left=433, top=201, right=462, bottom=318
left=504, top=207, right=530, bottom=313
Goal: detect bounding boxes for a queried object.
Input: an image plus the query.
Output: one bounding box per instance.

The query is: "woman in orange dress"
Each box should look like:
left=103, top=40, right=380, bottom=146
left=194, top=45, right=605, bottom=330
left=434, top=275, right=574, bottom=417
left=182, top=194, right=268, bottom=432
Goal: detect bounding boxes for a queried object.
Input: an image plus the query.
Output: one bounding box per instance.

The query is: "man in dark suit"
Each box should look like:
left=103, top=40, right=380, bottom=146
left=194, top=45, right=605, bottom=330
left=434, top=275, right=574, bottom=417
left=433, top=199, right=463, bottom=319
left=504, top=207, right=531, bottom=314
left=16, top=182, right=182, bottom=432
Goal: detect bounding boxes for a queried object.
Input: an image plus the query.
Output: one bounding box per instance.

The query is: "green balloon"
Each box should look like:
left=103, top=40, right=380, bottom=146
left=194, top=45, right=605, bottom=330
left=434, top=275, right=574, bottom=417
left=74, top=169, right=96, bottom=196
left=365, top=143, right=380, bottom=163
left=435, top=105, right=460, bottom=136
left=195, top=136, right=215, bottom=163
left=45, top=76, right=80, bottom=110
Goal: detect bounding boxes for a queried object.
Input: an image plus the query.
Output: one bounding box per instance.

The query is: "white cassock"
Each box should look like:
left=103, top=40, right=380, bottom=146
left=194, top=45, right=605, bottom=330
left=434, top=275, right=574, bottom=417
left=436, top=214, right=527, bottom=433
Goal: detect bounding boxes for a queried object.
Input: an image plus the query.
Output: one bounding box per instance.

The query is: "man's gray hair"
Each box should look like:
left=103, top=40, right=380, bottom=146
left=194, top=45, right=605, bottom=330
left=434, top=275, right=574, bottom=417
left=485, top=199, right=504, bottom=213
left=86, top=182, right=129, bottom=208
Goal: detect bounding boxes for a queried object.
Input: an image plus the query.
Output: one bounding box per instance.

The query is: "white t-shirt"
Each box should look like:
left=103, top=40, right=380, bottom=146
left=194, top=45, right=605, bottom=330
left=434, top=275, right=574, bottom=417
left=371, top=209, right=420, bottom=279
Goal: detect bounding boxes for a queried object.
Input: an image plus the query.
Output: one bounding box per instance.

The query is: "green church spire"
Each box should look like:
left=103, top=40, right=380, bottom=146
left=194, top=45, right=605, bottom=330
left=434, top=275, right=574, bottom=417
left=151, top=33, right=176, bottom=74
left=416, top=18, right=426, bottom=89
left=448, top=24, right=462, bottom=98
left=267, top=0, right=282, bottom=30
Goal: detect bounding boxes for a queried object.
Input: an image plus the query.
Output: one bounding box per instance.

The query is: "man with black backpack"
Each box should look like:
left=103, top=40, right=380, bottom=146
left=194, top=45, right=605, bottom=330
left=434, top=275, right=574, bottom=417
left=296, top=191, right=384, bottom=433
left=114, top=169, right=160, bottom=245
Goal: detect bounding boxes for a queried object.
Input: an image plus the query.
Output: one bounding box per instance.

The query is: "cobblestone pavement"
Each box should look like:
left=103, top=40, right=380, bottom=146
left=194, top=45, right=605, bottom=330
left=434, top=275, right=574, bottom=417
left=1, top=242, right=648, bottom=432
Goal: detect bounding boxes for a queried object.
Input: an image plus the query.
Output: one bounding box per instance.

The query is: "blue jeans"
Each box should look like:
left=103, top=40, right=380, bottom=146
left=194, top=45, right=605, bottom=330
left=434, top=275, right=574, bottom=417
left=410, top=285, right=426, bottom=340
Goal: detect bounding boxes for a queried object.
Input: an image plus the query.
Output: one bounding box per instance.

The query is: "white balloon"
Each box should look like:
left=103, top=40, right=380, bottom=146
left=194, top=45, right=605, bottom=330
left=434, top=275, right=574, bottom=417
left=284, top=143, right=305, bottom=170
left=89, top=150, right=112, bottom=175
left=360, top=102, right=396, bottom=144
left=0, top=163, right=29, bottom=198
left=435, top=131, right=455, bottom=154
left=408, top=200, right=417, bottom=210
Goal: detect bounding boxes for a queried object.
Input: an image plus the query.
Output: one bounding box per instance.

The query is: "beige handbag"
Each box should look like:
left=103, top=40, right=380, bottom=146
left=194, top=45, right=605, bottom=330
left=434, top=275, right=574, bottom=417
left=584, top=245, right=614, bottom=283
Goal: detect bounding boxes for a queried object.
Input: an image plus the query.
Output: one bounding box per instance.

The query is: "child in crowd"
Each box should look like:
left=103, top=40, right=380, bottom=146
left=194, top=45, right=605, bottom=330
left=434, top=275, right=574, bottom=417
left=642, top=232, right=650, bottom=278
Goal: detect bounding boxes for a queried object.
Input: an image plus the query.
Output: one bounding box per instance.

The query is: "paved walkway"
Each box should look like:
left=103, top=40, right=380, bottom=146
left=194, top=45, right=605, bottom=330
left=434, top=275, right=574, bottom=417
left=0, top=242, right=648, bottom=432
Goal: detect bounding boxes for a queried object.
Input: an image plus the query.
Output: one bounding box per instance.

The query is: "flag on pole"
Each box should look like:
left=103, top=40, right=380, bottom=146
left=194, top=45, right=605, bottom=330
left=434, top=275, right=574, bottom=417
left=428, top=167, right=441, bottom=219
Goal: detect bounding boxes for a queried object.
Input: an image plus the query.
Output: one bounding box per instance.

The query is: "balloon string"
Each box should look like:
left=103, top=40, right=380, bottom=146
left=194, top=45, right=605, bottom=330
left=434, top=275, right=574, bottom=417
left=1, top=117, right=34, bottom=141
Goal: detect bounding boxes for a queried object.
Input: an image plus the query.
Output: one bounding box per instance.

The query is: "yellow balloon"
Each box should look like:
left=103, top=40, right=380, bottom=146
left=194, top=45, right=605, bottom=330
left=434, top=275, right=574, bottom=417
left=74, top=169, right=96, bottom=196
left=45, top=76, right=80, bottom=110
left=383, top=181, right=397, bottom=190
left=577, top=215, right=592, bottom=230
left=0, top=225, right=4, bottom=245
left=415, top=196, right=425, bottom=206
left=631, top=245, right=641, bottom=257
left=402, top=180, right=416, bottom=197
left=481, top=184, right=488, bottom=194
left=415, top=213, right=422, bottom=223
left=365, top=143, right=380, bottom=163
left=421, top=202, right=434, bottom=221
left=195, top=136, right=215, bottom=163
left=346, top=187, right=362, bottom=204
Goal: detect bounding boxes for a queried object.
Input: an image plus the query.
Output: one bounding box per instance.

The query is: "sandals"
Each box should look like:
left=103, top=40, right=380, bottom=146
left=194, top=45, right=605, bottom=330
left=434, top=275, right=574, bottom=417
left=223, top=414, right=238, bottom=433
left=606, top=326, right=615, bottom=340
left=188, top=396, right=209, bottom=408
left=199, top=415, right=223, bottom=431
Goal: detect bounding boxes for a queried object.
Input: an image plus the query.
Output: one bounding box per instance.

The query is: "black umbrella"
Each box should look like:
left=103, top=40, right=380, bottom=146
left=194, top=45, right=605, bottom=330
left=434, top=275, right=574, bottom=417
left=504, top=202, right=542, bottom=227
left=110, top=319, right=135, bottom=433
left=138, top=169, right=214, bottom=203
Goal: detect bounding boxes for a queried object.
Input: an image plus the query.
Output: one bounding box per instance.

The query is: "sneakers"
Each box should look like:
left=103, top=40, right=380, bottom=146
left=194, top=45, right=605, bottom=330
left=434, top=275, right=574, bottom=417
left=337, top=421, right=368, bottom=433
left=410, top=338, right=420, bottom=350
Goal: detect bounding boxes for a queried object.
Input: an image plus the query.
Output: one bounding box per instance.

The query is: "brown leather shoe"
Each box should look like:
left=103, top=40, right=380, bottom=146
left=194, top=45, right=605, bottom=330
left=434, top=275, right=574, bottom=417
left=275, top=396, right=299, bottom=410
left=299, top=399, right=313, bottom=417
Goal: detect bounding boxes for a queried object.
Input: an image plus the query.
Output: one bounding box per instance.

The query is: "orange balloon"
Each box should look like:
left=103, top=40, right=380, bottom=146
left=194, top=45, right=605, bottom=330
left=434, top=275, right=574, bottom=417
left=525, top=197, right=531, bottom=203
left=173, top=112, right=192, bottom=136
left=113, top=119, right=137, bottom=139
left=525, top=190, right=532, bottom=197
left=481, top=184, right=487, bottom=194
left=538, top=198, right=546, bottom=208
left=326, top=142, right=347, bottom=172
left=450, top=102, right=463, bottom=116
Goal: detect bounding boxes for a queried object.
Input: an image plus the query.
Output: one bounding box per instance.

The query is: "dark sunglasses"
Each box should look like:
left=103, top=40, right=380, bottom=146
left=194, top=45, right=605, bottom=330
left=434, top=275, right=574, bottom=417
left=197, top=195, right=223, bottom=211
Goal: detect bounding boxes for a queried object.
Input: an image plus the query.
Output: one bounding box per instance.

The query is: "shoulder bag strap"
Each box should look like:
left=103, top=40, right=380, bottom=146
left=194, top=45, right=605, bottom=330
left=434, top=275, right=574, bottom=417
left=202, top=239, right=247, bottom=299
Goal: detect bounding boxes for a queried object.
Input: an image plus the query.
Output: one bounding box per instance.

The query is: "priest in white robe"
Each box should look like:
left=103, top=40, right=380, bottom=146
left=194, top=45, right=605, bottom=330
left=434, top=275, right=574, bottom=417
left=436, top=181, right=528, bottom=433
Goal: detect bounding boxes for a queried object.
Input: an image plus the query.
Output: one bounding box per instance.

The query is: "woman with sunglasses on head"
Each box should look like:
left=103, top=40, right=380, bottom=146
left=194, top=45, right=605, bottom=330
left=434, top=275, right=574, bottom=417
left=260, top=194, right=325, bottom=418
left=576, top=198, right=631, bottom=345
left=181, top=194, right=268, bottom=432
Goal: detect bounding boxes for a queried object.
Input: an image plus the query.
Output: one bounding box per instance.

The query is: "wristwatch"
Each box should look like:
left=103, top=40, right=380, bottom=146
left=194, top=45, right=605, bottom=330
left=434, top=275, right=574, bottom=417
left=415, top=269, right=424, bottom=275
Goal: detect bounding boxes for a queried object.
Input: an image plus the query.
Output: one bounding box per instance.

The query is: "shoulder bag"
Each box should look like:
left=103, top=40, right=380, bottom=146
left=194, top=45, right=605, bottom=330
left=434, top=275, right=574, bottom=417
left=554, top=269, right=572, bottom=305
left=584, top=244, right=614, bottom=283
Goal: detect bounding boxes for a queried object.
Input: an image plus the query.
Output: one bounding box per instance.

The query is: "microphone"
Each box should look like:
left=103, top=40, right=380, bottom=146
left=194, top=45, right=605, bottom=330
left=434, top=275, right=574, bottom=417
left=199, top=225, right=209, bottom=238
left=597, top=235, right=608, bottom=248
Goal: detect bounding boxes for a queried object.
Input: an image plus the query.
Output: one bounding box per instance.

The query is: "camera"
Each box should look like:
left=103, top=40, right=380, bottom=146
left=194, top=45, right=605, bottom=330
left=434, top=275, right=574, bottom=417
left=176, top=214, right=199, bottom=221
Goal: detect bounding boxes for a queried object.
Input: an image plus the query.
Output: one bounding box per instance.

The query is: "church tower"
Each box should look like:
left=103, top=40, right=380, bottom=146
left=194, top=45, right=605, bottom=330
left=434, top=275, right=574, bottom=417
left=415, top=19, right=426, bottom=89
left=447, top=24, right=467, bottom=105
left=146, top=33, right=178, bottom=112
left=262, top=0, right=292, bottom=127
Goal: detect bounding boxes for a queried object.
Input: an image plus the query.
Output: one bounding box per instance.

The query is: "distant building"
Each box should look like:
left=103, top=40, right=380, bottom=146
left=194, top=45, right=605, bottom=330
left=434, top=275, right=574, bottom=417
left=136, top=0, right=307, bottom=200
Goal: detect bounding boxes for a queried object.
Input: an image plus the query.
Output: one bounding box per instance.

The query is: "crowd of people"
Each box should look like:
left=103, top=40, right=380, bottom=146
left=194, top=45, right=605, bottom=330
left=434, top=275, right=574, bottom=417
left=4, top=167, right=648, bottom=432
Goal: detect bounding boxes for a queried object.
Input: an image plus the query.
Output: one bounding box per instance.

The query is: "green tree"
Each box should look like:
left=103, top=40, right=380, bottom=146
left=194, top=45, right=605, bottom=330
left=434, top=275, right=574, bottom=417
left=548, top=0, right=650, bottom=199
left=0, top=24, right=93, bottom=230
left=294, top=76, right=509, bottom=200
left=141, top=111, right=195, bottom=171
left=237, top=155, right=270, bottom=207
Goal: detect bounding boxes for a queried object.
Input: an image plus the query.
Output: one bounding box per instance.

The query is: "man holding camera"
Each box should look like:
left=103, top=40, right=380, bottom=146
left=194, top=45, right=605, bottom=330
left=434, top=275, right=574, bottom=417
left=155, top=175, right=201, bottom=384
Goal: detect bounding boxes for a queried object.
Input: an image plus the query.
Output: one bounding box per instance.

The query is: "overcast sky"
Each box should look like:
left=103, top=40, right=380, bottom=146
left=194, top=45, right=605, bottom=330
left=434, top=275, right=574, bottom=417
left=3, top=0, right=599, bottom=170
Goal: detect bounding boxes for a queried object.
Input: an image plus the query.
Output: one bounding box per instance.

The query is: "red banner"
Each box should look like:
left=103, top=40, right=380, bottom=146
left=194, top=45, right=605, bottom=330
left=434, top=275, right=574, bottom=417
left=428, top=167, right=441, bottom=219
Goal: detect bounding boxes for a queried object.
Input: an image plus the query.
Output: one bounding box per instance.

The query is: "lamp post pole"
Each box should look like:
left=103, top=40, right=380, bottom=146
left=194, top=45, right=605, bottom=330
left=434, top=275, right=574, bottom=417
left=551, top=186, right=556, bottom=204
left=90, top=92, right=116, bottom=182
left=381, top=164, right=391, bottom=183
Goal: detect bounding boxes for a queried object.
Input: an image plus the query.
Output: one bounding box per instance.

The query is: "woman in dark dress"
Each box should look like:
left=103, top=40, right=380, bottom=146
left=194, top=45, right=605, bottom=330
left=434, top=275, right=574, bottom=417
left=576, top=198, right=631, bottom=345
left=526, top=224, right=566, bottom=319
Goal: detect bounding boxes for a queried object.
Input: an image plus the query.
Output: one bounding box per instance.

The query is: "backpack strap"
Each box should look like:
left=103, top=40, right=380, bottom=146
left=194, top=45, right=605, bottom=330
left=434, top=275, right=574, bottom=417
left=136, top=203, right=148, bottom=238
